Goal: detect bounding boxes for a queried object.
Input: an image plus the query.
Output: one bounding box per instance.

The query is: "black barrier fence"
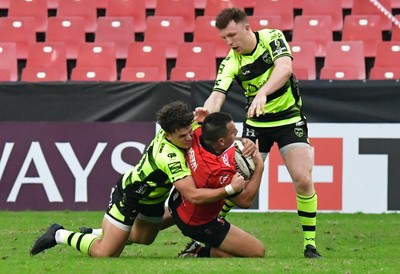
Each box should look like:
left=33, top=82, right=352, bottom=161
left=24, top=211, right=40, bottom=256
left=0, top=80, right=400, bottom=122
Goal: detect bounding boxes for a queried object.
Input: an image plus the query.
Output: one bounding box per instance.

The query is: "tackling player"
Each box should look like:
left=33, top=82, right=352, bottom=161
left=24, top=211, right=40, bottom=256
left=30, top=101, right=246, bottom=258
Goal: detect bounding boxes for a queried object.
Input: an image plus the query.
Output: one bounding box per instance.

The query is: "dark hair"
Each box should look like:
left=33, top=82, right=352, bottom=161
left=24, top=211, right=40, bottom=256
left=157, top=101, right=193, bottom=133
left=202, top=112, right=233, bottom=142
left=215, top=8, right=248, bottom=30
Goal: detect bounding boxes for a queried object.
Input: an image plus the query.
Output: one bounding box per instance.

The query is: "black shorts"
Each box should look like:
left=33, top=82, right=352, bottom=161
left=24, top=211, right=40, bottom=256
left=168, top=191, right=231, bottom=248
left=106, top=177, right=165, bottom=229
left=242, top=120, right=310, bottom=154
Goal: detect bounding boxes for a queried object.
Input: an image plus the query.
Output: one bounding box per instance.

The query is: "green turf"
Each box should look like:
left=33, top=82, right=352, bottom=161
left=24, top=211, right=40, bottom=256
left=0, top=211, right=398, bottom=273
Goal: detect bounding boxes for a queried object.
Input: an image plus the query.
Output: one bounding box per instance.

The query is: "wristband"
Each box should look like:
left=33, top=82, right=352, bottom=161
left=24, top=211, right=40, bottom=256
left=225, top=184, right=235, bottom=195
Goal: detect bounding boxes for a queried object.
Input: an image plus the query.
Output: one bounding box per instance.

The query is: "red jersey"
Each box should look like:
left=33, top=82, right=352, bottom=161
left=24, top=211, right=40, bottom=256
left=177, top=127, right=237, bottom=225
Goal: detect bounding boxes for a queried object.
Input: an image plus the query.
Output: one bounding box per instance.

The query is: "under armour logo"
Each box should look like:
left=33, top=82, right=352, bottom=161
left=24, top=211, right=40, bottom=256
left=244, top=128, right=256, bottom=138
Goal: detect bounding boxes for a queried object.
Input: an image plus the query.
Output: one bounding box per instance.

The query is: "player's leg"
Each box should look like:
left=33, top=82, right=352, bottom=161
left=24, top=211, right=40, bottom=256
left=128, top=202, right=165, bottom=245
left=30, top=215, right=129, bottom=257
left=216, top=224, right=265, bottom=258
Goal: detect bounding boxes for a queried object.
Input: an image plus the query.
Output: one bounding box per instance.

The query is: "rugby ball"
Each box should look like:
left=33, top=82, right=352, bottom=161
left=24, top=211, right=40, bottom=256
left=234, top=140, right=255, bottom=180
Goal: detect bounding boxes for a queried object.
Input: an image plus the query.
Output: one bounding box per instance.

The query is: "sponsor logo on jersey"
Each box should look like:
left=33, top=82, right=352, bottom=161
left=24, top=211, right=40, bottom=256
left=221, top=152, right=230, bottom=167
left=168, top=161, right=183, bottom=174
left=167, top=152, right=176, bottom=158
left=219, top=174, right=230, bottom=185
left=270, top=39, right=288, bottom=56
left=187, top=147, right=198, bottom=171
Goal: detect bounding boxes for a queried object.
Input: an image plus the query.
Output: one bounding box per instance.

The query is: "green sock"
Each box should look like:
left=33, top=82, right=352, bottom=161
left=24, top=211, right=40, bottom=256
left=297, top=192, right=318, bottom=249
left=219, top=199, right=235, bottom=218
left=64, top=232, right=98, bottom=255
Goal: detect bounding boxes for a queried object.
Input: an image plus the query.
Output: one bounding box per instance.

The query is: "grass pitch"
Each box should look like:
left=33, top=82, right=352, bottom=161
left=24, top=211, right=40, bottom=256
left=0, top=211, right=398, bottom=274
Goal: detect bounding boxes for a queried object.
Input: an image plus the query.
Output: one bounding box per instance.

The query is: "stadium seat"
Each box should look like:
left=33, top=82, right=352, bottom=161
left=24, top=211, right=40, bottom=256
left=248, top=15, right=283, bottom=31
left=175, top=42, right=217, bottom=76
left=242, top=0, right=255, bottom=8
left=47, top=0, right=58, bottom=8
left=391, top=15, right=400, bottom=41
left=144, top=16, right=185, bottom=58
left=351, top=0, right=392, bottom=30
left=253, top=0, right=294, bottom=31
left=95, top=17, right=135, bottom=58
left=106, top=0, right=146, bottom=33
left=0, top=42, right=18, bottom=81
left=341, top=0, right=353, bottom=9
left=369, top=67, right=400, bottom=80
left=193, top=16, right=229, bottom=58
left=391, top=0, right=400, bottom=9
left=0, top=17, right=36, bottom=59
left=302, top=0, right=344, bottom=31
left=8, top=0, right=48, bottom=32
left=203, top=0, right=244, bottom=16
left=21, top=67, right=68, bottom=81
left=193, top=0, right=206, bottom=9
left=71, top=67, right=116, bottom=81
left=320, top=41, right=366, bottom=80
left=57, top=0, right=97, bottom=32
left=144, top=0, right=157, bottom=9
left=0, top=0, right=10, bottom=8
left=369, top=41, right=400, bottom=79
left=123, top=42, right=168, bottom=81
left=73, top=42, right=117, bottom=81
left=342, top=15, right=382, bottom=57
left=289, top=42, right=316, bottom=80
left=24, top=42, right=67, bottom=79
left=170, top=67, right=215, bottom=81
left=120, top=67, right=165, bottom=81
left=293, top=0, right=304, bottom=9
left=291, top=15, right=333, bottom=57
left=46, top=17, right=86, bottom=59
left=96, top=0, right=108, bottom=9
left=154, top=0, right=196, bottom=33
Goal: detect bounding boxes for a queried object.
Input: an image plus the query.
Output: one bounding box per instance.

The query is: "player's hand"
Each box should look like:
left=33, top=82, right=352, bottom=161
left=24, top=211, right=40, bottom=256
left=247, top=94, right=267, bottom=118
left=194, top=107, right=209, bottom=123
left=230, top=173, right=246, bottom=193
left=240, top=138, right=257, bottom=158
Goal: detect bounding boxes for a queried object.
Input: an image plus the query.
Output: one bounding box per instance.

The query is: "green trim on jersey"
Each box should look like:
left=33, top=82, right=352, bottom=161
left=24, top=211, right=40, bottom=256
left=121, top=129, right=191, bottom=205
left=213, top=28, right=303, bottom=127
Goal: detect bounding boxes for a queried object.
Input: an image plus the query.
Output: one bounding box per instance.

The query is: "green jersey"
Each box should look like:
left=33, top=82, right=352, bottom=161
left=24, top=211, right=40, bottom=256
left=121, top=128, right=191, bottom=205
left=213, top=28, right=303, bottom=127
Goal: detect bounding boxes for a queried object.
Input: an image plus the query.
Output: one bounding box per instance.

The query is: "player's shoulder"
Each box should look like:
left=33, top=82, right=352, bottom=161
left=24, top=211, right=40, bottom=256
left=257, top=28, right=285, bottom=41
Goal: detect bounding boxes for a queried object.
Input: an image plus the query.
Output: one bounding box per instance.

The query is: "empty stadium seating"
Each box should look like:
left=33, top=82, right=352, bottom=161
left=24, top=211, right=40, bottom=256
left=106, top=0, right=147, bottom=33
left=154, top=0, right=196, bottom=33
left=123, top=42, right=168, bottom=81
left=292, top=15, right=333, bottom=57
left=22, top=42, right=67, bottom=81
left=369, top=41, right=400, bottom=79
left=95, top=17, right=136, bottom=58
left=342, top=15, right=383, bottom=57
left=0, top=17, right=36, bottom=59
left=0, top=42, right=18, bottom=81
left=0, top=0, right=399, bottom=81
left=8, top=0, right=48, bottom=32
left=46, top=17, right=86, bottom=59
left=320, top=41, right=366, bottom=80
left=290, top=42, right=317, bottom=80
left=72, top=42, right=117, bottom=81
left=253, top=0, right=294, bottom=31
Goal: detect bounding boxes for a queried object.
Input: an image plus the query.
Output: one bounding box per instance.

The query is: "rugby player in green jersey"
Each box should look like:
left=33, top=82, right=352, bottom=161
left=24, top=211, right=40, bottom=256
left=195, top=8, right=322, bottom=258
left=30, top=101, right=247, bottom=258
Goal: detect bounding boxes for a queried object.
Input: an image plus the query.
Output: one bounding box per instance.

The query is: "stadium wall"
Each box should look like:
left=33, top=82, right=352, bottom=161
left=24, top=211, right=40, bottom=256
left=0, top=80, right=399, bottom=213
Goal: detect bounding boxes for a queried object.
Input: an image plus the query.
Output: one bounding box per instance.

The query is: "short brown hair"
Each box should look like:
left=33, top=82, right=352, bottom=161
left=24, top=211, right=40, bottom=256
left=215, top=8, right=248, bottom=30
left=157, top=101, right=193, bottom=133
